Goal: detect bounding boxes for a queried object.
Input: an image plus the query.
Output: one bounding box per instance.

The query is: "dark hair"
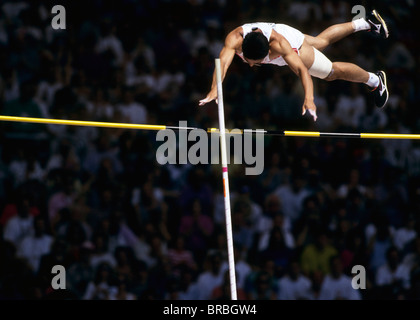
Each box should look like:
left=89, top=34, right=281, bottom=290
left=242, top=32, right=269, bottom=60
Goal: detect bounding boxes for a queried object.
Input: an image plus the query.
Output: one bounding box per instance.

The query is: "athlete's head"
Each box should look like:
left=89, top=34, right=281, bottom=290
left=242, top=31, right=269, bottom=61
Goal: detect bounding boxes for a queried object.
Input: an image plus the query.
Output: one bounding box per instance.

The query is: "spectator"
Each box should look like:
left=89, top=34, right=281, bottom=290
left=3, top=196, right=35, bottom=249
left=375, top=246, right=411, bottom=299
left=178, top=167, right=214, bottom=217
left=402, top=237, right=420, bottom=299
left=8, top=148, right=45, bottom=188
left=82, top=262, right=117, bottom=300
left=366, top=214, right=394, bottom=274
left=245, top=270, right=278, bottom=300
left=272, top=171, right=312, bottom=223
left=211, top=269, right=248, bottom=300
left=176, top=265, right=199, bottom=300
left=278, top=259, right=314, bottom=300
left=85, top=87, right=114, bottom=121
left=333, top=83, right=366, bottom=130
left=336, top=168, right=371, bottom=200
left=113, top=246, right=137, bottom=283
left=117, top=87, right=148, bottom=125
left=130, top=260, right=151, bottom=299
left=179, top=199, right=214, bottom=266
left=66, top=245, right=95, bottom=299
left=37, top=238, right=72, bottom=291
left=259, top=226, right=295, bottom=274
left=2, top=79, right=45, bottom=137
left=259, top=152, right=288, bottom=194
left=0, top=191, right=39, bottom=228
left=231, top=207, right=255, bottom=253
left=47, top=177, right=76, bottom=231
left=318, top=255, right=362, bottom=300
left=107, top=274, right=137, bottom=300
left=231, top=185, right=264, bottom=236
left=89, top=232, right=117, bottom=270
left=17, top=215, right=54, bottom=273
left=258, top=212, right=295, bottom=252
left=393, top=214, right=417, bottom=254
left=340, top=226, right=371, bottom=276
left=95, top=23, right=124, bottom=68
left=300, top=228, right=338, bottom=277
left=148, top=255, right=174, bottom=299
left=145, top=232, right=168, bottom=269
left=167, top=235, right=198, bottom=276
left=102, top=209, right=141, bottom=255
left=220, top=245, right=252, bottom=291
left=193, top=250, right=225, bottom=300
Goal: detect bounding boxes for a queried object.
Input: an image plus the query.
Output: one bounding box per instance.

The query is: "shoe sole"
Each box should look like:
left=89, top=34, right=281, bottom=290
left=372, top=10, right=389, bottom=38
left=378, top=70, right=389, bottom=108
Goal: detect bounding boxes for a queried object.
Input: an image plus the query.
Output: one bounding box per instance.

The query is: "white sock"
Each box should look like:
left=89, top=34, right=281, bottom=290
left=366, top=72, right=380, bottom=88
left=352, top=18, right=371, bottom=32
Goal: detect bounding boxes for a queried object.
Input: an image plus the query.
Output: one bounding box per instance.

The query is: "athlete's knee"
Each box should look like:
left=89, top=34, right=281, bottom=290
left=313, top=37, right=329, bottom=51
left=324, top=69, right=335, bottom=81
left=324, top=62, right=341, bottom=81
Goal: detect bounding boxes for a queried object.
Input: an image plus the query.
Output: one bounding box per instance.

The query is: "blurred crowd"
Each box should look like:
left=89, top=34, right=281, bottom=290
left=0, top=0, right=420, bottom=300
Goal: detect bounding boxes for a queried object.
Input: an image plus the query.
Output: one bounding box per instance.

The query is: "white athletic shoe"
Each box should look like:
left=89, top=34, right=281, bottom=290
left=366, top=9, right=389, bottom=39
left=372, top=71, right=389, bottom=108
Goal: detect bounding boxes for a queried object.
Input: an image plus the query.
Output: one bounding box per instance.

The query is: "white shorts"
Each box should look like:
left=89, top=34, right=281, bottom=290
left=308, top=47, right=333, bottom=79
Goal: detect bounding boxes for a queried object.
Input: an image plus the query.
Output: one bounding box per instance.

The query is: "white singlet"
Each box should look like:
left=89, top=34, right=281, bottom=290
left=237, top=22, right=305, bottom=67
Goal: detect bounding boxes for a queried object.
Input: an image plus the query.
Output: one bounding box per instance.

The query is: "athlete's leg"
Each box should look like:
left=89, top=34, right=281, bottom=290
left=305, top=9, right=389, bottom=52
left=325, top=62, right=388, bottom=108
left=302, top=42, right=389, bottom=108
left=300, top=38, right=389, bottom=108
left=304, top=22, right=355, bottom=51
left=325, top=62, right=369, bottom=83
left=301, top=45, right=374, bottom=85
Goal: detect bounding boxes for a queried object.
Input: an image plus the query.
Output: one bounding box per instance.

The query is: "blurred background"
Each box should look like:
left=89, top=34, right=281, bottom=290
left=0, top=0, right=419, bottom=300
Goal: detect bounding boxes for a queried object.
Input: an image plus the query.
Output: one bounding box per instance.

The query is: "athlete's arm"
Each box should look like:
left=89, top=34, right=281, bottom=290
left=199, top=27, right=242, bottom=106
left=272, top=35, right=317, bottom=121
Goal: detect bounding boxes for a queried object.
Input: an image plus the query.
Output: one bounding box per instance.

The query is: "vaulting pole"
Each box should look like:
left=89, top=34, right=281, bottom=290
left=215, top=58, right=237, bottom=300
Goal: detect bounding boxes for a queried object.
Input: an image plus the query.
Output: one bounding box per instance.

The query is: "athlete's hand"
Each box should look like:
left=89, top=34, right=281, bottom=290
left=199, top=90, right=218, bottom=106
left=302, top=98, right=317, bottom=121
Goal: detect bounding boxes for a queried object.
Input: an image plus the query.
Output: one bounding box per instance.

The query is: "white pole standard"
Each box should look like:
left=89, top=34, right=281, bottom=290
left=215, top=58, right=237, bottom=300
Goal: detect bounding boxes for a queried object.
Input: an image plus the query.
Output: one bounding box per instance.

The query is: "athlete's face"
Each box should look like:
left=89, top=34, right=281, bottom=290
left=244, top=58, right=263, bottom=67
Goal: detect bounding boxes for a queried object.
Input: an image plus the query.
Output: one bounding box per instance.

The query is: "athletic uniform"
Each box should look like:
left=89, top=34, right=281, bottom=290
left=238, top=22, right=333, bottom=79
